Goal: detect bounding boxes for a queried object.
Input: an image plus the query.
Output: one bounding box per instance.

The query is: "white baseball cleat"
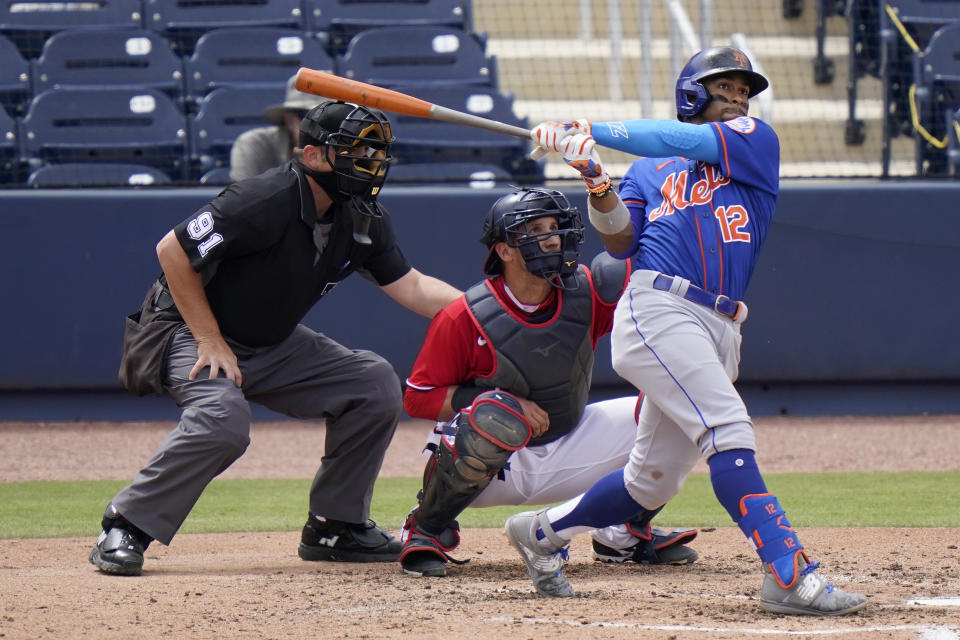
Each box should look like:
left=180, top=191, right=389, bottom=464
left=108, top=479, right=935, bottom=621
left=760, top=554, right=867, bottom=616
left=504, top=510, right=574, bottom=598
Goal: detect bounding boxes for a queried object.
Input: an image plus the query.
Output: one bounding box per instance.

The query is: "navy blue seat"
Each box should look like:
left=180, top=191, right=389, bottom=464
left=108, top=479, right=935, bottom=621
left=190, top=85, right=282, bottom=175
left=0, top=104, right=20, bottom=183
left=144, top=0, right=305, bottom=56
left=184, top=28, right=333, bottom=100
left=27, top=162, right=172, bottom=187
left=198, top=166, right=233, bottom=185
left=304, top=0, right=471, bottom=54
left=911, top=21, right=960, bottom=175
left=870, top=0, right=960, bottom=173
left=949, top=107, right=960, bottom=175
left=21, top=87, right=189, bottom=179
left=0, top=0, right=143, bottom=58
left=339, top=26, right=495, bottom=89
left=0, top=34, right=29, bottom=117
left=386, top=85, right=539, bottom=180
left=32, top=29, right=184, bottom=101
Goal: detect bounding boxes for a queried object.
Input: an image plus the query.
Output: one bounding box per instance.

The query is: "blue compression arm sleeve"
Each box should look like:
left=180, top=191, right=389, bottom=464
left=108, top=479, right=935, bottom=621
left=592, top=119, right=721, bottom=163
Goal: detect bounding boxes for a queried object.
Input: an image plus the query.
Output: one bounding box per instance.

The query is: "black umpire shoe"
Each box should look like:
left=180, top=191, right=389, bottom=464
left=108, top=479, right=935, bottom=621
left=89, top=527, right=146, bottom=576
left=298, top=515, right=402, bottom=563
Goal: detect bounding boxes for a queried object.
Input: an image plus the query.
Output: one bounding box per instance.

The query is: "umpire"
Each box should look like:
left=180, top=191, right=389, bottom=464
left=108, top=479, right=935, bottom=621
left=90, top=100, right=461, bottom=576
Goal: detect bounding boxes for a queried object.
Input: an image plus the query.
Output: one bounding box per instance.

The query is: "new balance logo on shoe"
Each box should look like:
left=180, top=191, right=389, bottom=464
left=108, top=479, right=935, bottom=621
left=317, top=535, right=340, bottom=547
left=797, top=573, right=821, bottom=601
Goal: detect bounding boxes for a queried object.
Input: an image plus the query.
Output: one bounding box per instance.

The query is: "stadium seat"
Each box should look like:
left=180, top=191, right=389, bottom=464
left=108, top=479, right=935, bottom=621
left=910, top=21, right=960, bottom=175
left=386, top=85, right=532, bottom=175
left=949, top=107, right=960, bottom=176
left=190, top=85, right=282, bottom=176
left=0, top=104, right=20, bottom=183
left=26, top=162, right=172, bottom=187
left=32, top=29, right=184, bottom=102
left=21, top=87, right=189, bottom=179
left=0, top=34, right=29, bottom=117
left=386, top=161, right=509, bottom=186
left=855, top=0, right=960, bottom=174
left=184, top=28, right=333, bottom=100
left=0, top=0, right=143, bottom=58
left=198, top=166, right=232, bottom=185
left=304, top=0, right=471, bottom=54
left=339, top=26, right=496, bottom=89
left=144, top=0, right=305, bottom=56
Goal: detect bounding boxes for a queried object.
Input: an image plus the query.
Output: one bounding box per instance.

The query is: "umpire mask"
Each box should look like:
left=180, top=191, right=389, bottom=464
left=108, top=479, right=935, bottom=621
left=481, top=188, right=585, bottom=290
left=298, top=101, right=395, bottom=206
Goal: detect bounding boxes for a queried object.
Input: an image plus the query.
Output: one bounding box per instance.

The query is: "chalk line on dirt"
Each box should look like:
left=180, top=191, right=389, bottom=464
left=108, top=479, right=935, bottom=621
left=486, top=617, right=960, bottom=638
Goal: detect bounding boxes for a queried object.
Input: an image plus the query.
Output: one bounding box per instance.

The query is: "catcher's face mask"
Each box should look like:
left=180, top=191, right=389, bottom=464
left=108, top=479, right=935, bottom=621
left=482, top=188, right=585, bottom=289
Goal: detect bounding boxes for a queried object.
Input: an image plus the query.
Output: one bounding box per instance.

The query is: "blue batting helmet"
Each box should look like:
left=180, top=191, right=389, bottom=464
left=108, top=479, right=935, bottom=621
left=675, top=46, right=769, bottom=119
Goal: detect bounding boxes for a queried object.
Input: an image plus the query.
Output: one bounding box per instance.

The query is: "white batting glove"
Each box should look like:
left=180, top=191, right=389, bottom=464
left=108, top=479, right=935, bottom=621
left=529, top=119, right=592, bottom=159
left=529, top=120, right=609, bottom=195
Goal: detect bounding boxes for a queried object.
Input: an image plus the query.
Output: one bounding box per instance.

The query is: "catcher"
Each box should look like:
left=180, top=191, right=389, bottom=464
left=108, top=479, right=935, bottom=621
left=398, top=187, right=697, bottom=581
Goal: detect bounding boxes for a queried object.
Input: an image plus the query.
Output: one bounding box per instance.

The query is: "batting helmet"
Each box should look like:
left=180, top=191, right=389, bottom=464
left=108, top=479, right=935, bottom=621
left=675, top=46, right=769, bottom=119
left=299, top=100, right=395, bottom=202
left=480, top=188, right=585, bottom=288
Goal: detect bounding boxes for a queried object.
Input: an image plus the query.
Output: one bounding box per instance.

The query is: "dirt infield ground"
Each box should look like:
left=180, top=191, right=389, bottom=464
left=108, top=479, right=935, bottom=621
left=1, top=415, right=959, bottom=639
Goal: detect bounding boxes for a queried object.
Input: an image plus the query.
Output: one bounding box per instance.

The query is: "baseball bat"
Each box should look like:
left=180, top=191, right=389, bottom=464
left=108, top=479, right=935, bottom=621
left=295, top=67, right=532, bottom=140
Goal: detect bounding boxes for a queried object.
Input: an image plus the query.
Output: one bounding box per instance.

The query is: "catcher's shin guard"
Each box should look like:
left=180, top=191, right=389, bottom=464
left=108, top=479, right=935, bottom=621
left=414, top=391, right=531, bottom=534
left=738, top=493, right=805, bottom=588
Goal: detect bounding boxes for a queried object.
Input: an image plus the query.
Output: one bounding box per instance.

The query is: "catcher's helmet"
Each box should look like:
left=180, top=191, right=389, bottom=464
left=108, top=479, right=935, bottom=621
left=675, top=46, right=769, bottom=119
left=299, top=100, right=395, bottom=202
left=481, top=188, right=585, bottom=288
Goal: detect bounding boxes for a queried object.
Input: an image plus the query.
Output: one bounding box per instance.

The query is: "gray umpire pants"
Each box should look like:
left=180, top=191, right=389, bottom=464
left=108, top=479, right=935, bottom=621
left=109, top=323, right=402, bottom=546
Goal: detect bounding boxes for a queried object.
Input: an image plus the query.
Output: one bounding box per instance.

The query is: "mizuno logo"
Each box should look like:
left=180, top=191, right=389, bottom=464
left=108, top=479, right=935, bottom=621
left=477, top=337, right=487, bottom=346
left=532, top=340, right=561, bottom=357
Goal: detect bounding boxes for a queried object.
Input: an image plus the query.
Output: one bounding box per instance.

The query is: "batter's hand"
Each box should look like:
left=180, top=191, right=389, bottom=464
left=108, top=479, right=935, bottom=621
left=191, top=336, right=242, bottom=387
left=514, top=396, right=550, bottom=438
left=529, top=119, right=593, bottom=159
left=530, top=120, right=610, bottom=195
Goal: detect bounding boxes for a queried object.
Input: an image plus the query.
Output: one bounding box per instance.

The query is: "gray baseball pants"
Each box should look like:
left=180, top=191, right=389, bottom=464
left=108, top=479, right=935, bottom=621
left=109, top=323, right=402, bottom=545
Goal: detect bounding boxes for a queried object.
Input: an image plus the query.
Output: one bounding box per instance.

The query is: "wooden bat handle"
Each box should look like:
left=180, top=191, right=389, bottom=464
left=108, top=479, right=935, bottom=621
left=295, top=67, right=532, bottom=140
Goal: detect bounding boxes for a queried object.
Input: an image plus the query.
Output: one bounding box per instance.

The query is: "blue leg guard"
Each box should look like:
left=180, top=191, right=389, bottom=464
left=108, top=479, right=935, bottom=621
left=738, top=493, right=806, bottom=588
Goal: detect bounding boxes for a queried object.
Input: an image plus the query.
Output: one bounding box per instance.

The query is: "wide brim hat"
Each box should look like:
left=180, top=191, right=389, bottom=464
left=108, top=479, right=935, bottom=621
left=263, top=75, right=320, bottom=125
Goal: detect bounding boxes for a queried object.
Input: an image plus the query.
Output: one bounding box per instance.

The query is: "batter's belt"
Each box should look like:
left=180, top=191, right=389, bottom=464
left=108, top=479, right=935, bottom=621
left=651, top=272, right=748, bottom=323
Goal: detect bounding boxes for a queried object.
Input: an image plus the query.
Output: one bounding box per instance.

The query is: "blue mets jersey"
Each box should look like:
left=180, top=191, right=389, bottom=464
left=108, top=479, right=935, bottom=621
left=600, top=117, right=779, bottom=301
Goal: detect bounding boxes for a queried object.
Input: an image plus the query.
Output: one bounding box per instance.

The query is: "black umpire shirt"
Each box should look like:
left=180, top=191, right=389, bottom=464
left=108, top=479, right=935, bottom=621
left=172, top=162, right=411, bottom=347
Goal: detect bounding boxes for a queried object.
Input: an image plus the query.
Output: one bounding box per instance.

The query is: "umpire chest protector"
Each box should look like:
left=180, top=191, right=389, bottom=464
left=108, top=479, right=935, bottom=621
left=465, top=268, right=595, bottom=446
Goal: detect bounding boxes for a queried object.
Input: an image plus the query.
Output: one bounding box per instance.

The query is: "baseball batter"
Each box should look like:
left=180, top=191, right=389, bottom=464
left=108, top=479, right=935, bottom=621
left=397, top=187, right=697, bottom=580
left=504, top=47, right=868, bottom=616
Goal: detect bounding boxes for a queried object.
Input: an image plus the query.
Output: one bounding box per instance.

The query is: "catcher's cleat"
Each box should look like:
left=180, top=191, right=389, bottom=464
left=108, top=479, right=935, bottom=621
left=399, top=524, right=463, bottom=577
left=760, top=552, right=868, bottom=616
left=89, top=527, right=145, bottom=576
left=299, top=516, right=401, bottom=563
left=591, top=527, right=699, bottom=565
left=504, top=510, right=574, bottom=598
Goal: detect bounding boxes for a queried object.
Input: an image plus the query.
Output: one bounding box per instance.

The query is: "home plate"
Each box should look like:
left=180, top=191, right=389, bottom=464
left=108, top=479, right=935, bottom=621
left=908, top=598, right=960, bottom=607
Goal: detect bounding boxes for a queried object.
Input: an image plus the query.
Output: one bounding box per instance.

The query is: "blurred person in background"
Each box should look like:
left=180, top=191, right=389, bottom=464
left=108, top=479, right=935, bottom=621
left=229, top=75, right=317, bottom=182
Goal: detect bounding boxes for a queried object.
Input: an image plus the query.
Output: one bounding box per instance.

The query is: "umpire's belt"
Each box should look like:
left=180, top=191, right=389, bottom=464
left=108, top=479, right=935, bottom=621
left=652, top=273, right=748, bottom=323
